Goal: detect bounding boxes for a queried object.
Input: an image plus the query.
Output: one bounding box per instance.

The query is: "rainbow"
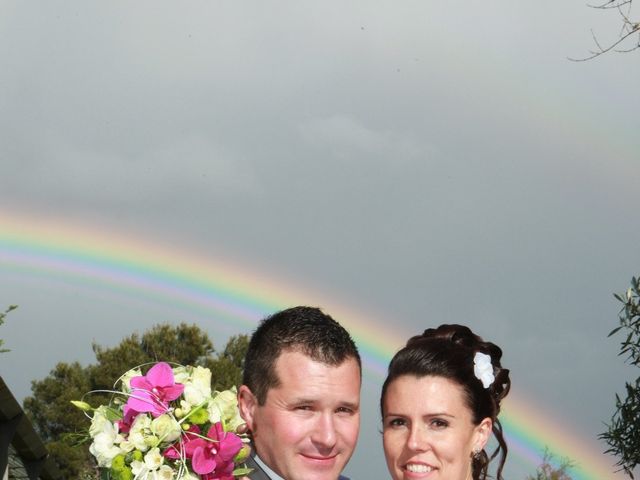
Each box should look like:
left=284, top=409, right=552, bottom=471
left=0, top=210, right=623, bottom=479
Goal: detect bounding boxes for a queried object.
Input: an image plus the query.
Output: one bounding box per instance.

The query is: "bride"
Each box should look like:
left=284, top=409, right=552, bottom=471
left=380, top=324, right=511, bottom=480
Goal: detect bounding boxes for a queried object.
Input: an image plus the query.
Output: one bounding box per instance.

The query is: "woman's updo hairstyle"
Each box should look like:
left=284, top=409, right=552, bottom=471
left=380, top=324, right=511, bottom=480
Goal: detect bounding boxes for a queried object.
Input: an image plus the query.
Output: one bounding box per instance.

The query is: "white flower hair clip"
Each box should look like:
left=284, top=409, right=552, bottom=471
left=473, top=352, right=495, bottom=388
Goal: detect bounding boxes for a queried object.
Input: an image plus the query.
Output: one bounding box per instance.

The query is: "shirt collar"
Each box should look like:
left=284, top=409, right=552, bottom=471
left=254, top=453, right=285, bottom=480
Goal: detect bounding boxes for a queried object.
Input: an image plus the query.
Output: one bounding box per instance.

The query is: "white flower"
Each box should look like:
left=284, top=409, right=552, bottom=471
left=117, top=438, right=135, bottom=453
left=182, top=366, right=212, bottom=406
left=88, top=406, right=112, bottom=438
left=120, top=367, right=143, bottom=392
left=172, top=365, right=190, bottom=384
left=143, top=447, right=164, bottom=470
left=473, top=352, right=495, bottom=388
left=179, top=398, right=194, bottom=413
left=151, top=414, right=182, bottom=443
left=128, top=413, right=153, bottom=452
left=157, top=465, right=176, bottom=480
left=208, top=387, right=244, bottom=431
left=131, top=460, right=145, bottom=477
left=88, top=416, right=123, bottom=467
left=131, top=448, right=174, bottom=479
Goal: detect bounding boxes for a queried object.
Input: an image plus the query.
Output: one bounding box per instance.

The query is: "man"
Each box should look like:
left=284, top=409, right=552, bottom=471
left=238, top=306, right=361, bottom=480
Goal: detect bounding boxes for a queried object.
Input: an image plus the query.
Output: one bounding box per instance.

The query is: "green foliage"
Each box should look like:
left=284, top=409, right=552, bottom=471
left=600, top=276, right=640, bottom=478
left=0, top=304, right=17, bottom=353
left=526, top=448, right=575, bottom=480
left=23, top=323, right=249, bottom=478
left=205, top=334, right=249, bottom=391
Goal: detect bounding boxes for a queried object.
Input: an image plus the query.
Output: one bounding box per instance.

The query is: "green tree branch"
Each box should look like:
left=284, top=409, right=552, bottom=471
left=600, top=276, right=640, bottom=478
left=24, top=323, right=249, bottom=478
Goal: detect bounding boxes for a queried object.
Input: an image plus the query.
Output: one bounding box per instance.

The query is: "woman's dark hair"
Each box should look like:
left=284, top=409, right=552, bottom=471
left=380, top=324, right=511, bottom=480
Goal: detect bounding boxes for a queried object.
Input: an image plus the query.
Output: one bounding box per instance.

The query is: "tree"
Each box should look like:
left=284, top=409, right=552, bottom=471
left=526, top=448, right=575, bottom=480
left=23, top=323, right=249, bottom=478
left=24, top=361, right=94, bottom=478
left=572, top=0, right=639, bottom=60
left=0, top=304, right=17, bottom=353
left=205, top=334, right=249, bottom=391
left=600, top=276, right=640, bottom=478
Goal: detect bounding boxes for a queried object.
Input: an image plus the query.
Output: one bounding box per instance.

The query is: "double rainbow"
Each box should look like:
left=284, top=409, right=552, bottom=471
left=0, top=210, right=622, bottom=479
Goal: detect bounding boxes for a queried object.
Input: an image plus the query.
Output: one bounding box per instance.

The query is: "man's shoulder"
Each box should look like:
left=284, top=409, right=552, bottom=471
left=244, top=455, right=272, bottom=480
left=246, top=453, right=352, bottom=480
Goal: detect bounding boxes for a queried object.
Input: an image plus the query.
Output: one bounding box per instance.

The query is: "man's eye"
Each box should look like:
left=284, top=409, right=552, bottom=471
left=295, top=405, right=312, bottom=411
left=336, top=406, right=354, bottom=414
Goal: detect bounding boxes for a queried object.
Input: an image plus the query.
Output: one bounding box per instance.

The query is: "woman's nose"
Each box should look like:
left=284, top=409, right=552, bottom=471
left=407, top=425, right=428, bottom=452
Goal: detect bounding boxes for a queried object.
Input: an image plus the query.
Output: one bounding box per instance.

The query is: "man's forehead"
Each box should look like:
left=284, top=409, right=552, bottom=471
left=275, top=348, right=360, bottom=372
left=267, top=356, right=362, bottom=407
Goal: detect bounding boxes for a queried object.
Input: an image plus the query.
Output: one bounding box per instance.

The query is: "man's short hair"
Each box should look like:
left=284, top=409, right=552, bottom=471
left=243, top=306, right=361, bottom=404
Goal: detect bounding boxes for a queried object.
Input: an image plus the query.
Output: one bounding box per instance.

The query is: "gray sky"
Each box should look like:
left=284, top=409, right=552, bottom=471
left=1, top=1, right=639, bottom=478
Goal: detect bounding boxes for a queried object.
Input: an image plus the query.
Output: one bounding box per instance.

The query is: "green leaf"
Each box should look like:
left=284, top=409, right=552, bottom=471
left=608, top=326, right=623, bottom=337
left=233, top=466, right=254, bottom=475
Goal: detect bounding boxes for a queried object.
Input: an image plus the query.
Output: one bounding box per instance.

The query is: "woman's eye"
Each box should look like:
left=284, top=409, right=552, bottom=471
left=388, top=418, right=407, bottom=428
left=430, top=418, right=449, bottom=429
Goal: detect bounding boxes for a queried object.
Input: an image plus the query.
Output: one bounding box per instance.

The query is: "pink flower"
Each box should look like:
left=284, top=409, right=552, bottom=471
left=163, top=425, right=201, bottom=460
left=126, top=362, right=184, bottom=417
left=189, top=423, right=243, bottom=477
left=201, top=464, right=236, bottom=480
left=117, top=404, right=139, bottom=433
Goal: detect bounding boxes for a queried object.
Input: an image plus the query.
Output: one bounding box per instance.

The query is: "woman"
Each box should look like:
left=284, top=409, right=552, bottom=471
left=381, top=324, right=510, bottom=480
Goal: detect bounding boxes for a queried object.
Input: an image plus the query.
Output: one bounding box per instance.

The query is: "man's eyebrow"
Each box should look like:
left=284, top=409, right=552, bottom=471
left=288, top=398, right=359, bottom=409
left=339, top=401, right=360, bottom=410
left=289, top=397, right=318, bottom=404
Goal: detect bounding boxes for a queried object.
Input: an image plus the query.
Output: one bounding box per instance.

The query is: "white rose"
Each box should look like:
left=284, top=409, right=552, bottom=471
left=183, top=366, right=212, bottom=406
left=151, top=414, right=182, bottom=443
left=208, top=387, right=244, bottom=431
left=172, top=366, right=190, bottom=384
left=128, top=414, right=153, bottom=452
left=120, top=367, right=143, bottom=392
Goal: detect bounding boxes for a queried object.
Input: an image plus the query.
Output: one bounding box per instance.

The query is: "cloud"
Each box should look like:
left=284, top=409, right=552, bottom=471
left=298, top=114, right=433, bottom=163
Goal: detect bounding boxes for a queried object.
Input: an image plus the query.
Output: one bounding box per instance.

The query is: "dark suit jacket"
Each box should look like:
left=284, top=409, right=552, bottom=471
left=244, top=454, right=350, bottom=480
left=244, top=455, right=272, bottom=480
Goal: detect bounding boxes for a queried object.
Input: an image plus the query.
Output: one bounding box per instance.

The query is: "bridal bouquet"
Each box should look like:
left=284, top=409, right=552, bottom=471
left=72, top=362, right=251, bottom=480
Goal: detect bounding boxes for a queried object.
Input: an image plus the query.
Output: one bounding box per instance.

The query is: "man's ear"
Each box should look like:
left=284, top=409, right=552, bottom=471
left=237, top=385, right=258, bottom=431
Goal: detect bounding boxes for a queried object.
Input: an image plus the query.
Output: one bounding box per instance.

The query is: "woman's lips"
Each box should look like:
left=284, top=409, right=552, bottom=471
left=404, top=461, right=435, bottom=475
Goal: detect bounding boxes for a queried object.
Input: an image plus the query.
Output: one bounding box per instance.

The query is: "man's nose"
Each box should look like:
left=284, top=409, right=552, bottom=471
left=311, top=412, right=337, bottom=449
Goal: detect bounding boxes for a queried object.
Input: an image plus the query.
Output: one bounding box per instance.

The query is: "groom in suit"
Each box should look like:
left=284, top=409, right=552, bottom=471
left=238, top=306, right=361, bottom=480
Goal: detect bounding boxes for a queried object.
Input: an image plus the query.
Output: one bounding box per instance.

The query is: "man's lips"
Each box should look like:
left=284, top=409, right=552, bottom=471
left=300, top=453, right=339, bottom=463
